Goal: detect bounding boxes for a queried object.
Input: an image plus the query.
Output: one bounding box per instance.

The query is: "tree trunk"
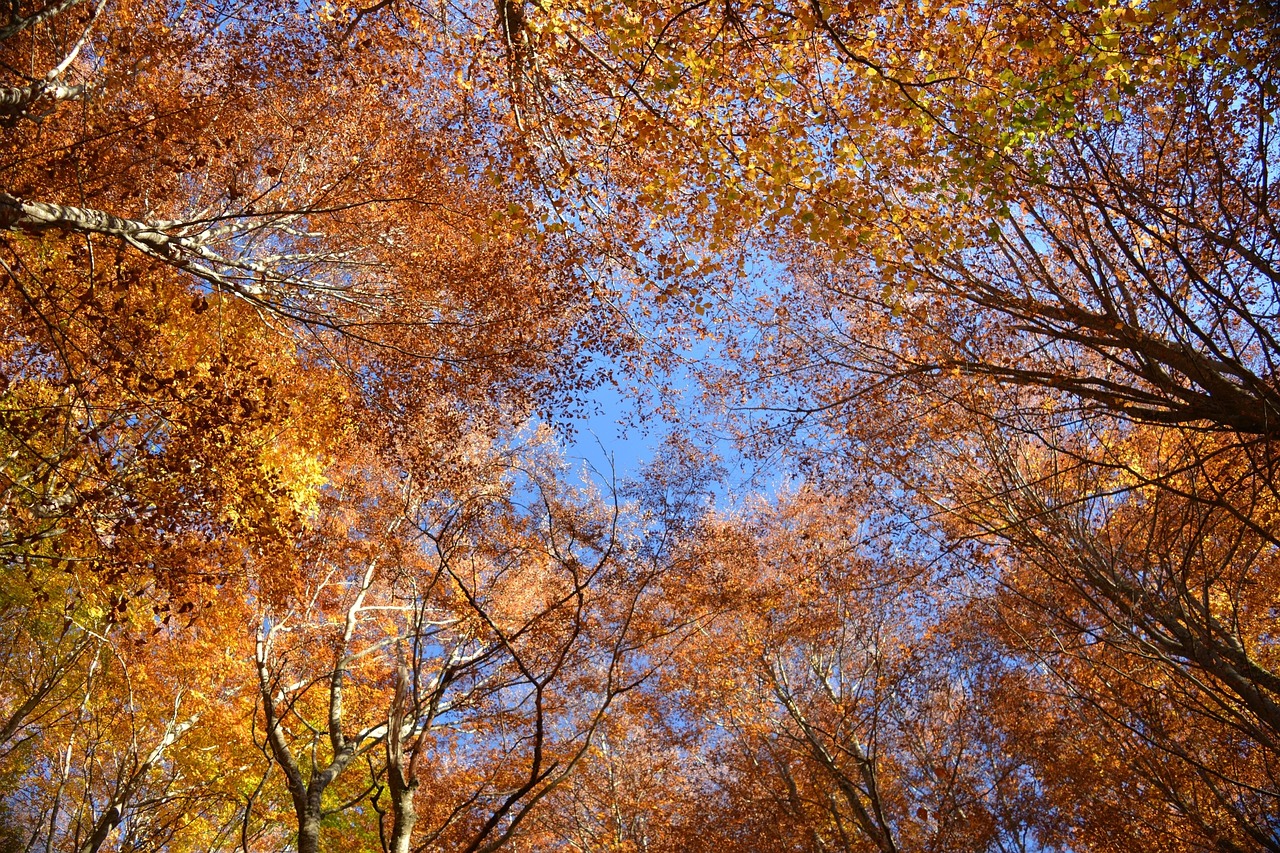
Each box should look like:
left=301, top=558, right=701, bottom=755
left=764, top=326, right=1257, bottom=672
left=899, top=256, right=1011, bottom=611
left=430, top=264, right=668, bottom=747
left=389, top=784, right=417, bottom=853
left=297, top=808, right=323, bottom=853
left=0, top=192, right=182, bottom=249
left=0, top=82, right=89, bottom=119
left=386, top=661, right=419, bottom=853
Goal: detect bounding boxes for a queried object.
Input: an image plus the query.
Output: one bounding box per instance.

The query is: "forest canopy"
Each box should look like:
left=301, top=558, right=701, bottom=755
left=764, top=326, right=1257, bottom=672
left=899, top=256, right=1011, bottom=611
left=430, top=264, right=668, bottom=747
left=1, top=0, right=1278, bottom=851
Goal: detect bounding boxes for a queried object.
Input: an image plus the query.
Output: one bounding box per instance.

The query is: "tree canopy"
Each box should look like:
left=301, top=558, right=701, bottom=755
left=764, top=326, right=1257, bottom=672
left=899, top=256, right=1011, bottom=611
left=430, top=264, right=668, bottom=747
left=2, top=0, right=1278, bottom=851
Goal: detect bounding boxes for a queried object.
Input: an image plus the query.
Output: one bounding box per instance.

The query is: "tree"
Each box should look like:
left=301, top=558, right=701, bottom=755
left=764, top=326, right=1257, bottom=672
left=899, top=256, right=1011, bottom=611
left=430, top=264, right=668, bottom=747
left=461, top=3, right=1280, bottom=844
left=603, top=489, right=1050, bottom=853
left=8, top=0, right=1280, bottom=849
left=250, top=443, right=673, bottom=853
left=3, top=3, right=631, bottom=850
left=937, top=418, right=1280, bottom=851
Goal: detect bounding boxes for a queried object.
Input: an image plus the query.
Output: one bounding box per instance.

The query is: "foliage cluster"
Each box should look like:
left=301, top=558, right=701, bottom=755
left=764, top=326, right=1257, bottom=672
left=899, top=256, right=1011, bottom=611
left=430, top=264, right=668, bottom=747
left=2, top=0, right=1277, bottom=851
